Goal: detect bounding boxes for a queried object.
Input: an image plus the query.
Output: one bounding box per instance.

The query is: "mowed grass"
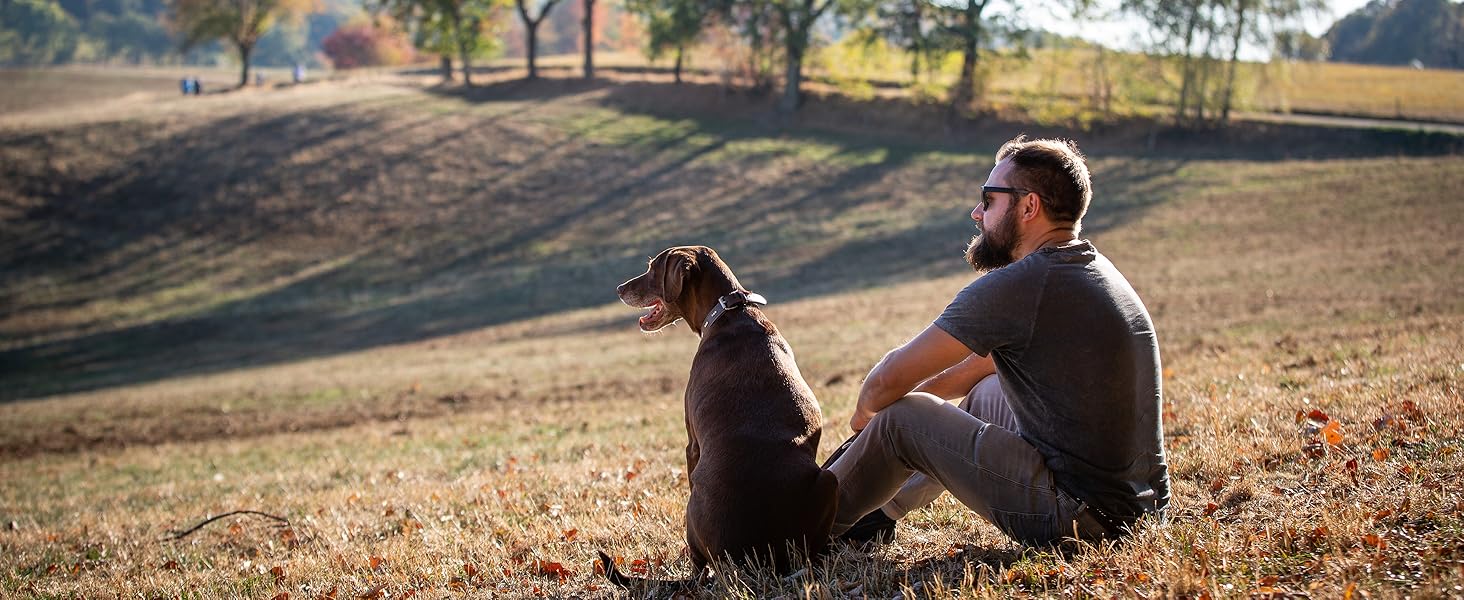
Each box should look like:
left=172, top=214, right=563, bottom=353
left=1, top=70, right=1463, bottom=598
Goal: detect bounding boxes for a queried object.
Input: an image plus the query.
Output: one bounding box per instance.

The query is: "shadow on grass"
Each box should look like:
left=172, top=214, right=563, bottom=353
left=0, top=74, right=1458, bottom=402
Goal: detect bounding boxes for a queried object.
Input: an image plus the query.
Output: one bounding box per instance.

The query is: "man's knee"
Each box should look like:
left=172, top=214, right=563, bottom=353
left=869, top=392, right=946, bottom=436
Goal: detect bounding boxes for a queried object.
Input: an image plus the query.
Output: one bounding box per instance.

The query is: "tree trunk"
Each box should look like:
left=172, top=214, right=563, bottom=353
left=1176, top=2, right=1200, bottom=124
left=440, top=55, right=453, bottom=81
left=952, top=0, right=983, bottom=111
left=1220, top=0, right=1247, bottom=123
left=674, top=45, right=684, bottom=84
left=527, top=22, right=539, bottom=79
left=779, top=27, right=805, bottom=113
left=237, top=41, right=253, bottom=88
left=460, top=44, right=474, bottom=86
left=449, top=10, right=473, bottom=86
left=582, top=0, right=595, bottom=79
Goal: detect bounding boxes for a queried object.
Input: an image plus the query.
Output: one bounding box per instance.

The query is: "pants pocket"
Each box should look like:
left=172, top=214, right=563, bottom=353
left=987, top=508, right=1056, bottom=545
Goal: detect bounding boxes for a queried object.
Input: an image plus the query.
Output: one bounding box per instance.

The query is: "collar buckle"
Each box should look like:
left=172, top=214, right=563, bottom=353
left=703, top=290, right=767, bottom=332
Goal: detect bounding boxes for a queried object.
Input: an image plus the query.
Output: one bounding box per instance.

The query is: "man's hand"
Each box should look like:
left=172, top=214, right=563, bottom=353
left=849, top=405, right=878, bottom=432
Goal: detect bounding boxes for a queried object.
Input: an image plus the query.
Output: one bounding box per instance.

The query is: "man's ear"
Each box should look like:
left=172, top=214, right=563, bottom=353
left=1021, top=191, right=1042, bottom=222
left=661, top=249, right=695, bottom=303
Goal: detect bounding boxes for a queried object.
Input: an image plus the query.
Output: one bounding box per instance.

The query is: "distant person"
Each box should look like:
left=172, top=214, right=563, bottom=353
left=180, top=77, right=192, bottom=95
left=192, top=77, right=203, bottom=95
left=292, top=63, right=305, bottom=84
left=825, top=135, right=1170, bottom=548
left=255, top=73, right=265, bottom=87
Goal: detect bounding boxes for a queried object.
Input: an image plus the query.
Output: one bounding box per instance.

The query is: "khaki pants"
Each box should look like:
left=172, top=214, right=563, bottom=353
left=827, top=375, right=1111, bottom=544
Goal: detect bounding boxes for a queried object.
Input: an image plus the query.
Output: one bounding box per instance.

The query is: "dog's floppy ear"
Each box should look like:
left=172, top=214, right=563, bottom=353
left=660, top=248, right=695, bottom=303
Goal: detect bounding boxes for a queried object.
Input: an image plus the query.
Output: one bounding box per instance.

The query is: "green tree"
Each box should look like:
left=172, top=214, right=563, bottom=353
left=376, top=0, right=504, bottom=86
left=172, top=0, right=313, bottom=87
left=625, top=0, right=707, bottom=82
left=0, top=0, right=81, bottom=65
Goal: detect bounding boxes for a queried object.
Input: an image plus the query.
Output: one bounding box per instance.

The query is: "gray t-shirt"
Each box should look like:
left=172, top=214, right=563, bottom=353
left=934, top=240, right=1169, bottom=521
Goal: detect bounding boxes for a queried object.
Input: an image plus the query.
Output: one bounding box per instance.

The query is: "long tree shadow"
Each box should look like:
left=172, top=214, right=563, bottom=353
left=1, top=75, right=1457, bottom=402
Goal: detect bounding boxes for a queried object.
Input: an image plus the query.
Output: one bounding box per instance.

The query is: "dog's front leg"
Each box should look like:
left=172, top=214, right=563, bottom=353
left=684, top=416, right=700, bottom=493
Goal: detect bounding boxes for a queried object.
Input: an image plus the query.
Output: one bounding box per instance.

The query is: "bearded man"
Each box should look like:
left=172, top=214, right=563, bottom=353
left=826, top=136, right=1170, bottom=546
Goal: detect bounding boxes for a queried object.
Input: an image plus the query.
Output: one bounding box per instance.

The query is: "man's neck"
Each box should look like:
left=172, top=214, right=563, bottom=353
left=1014, top=225, right=1080, bottom=261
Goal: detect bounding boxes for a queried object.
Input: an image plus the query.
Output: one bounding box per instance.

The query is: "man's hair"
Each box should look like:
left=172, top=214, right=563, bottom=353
left=995, top=135, right=1091, bottom=230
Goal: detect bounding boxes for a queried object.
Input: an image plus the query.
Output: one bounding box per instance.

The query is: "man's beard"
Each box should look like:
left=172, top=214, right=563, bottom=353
left=964, top=203, right=1021, bottom=272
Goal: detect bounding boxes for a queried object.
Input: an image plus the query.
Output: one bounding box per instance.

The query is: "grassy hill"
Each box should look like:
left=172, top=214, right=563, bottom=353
left=1, top=69, right=1462, bottom=598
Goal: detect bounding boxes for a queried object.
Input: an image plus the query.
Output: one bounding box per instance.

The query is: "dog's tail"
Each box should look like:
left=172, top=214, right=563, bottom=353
left=597, top=551, right=697, bottom=589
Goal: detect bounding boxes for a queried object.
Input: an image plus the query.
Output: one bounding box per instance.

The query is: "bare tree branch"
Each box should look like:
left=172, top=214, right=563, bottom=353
left=161, top=510, right=290, bottom=542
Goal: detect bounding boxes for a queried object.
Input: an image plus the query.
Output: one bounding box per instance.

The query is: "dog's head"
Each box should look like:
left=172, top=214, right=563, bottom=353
left=620, top=244, right=752, bottom=333
left=616, top=246, right=704, bottom=333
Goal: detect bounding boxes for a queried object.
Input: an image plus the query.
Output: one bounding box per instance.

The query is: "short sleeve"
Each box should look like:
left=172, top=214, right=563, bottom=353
left=932, top=261, right=1045, bottom=357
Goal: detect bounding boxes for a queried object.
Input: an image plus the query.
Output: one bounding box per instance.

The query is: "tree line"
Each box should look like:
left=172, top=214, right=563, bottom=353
left=4, top=0, right=1459, bottom=121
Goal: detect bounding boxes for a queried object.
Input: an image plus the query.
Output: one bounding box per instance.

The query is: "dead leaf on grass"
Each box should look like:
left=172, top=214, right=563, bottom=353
left=1322, top=420, right=1344, bottom=446
left=538, top=560, right=571, bottom=581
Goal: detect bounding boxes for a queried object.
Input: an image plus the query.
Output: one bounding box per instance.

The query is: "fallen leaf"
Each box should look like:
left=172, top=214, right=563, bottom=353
left=630, top=559, right=649, bottom=575
left=1322, top=420, right=1344, bottom=446
left=1307, top=409, right=1330, bottom=423
left=316, top=588, right=338, bottom=600
left=1361, top=534, right=1387, bottom=549
left=1373, top=448, right=1390, bottom=461
left=357, top=584, right=385, bottom=600
left=1204, top=502, right=1220, bottom=517
left=562, top=528, right=578, bottom=541
left=369, top=556, right=385, bottom=571
left=271, top=594, right=290, bottom=600
left=1343, top=582, right=1357, bottom=600
left=270, top=565, right=285, bottom=580
left=160, top=560, right=180, bottom=571
left=538, top=560, right=571, bottom=581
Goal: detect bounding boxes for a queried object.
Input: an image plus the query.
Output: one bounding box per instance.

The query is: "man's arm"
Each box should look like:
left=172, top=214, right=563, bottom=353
left=912, top=353, right=996, bottom=401
left=850, top=325, right=975, bottom=431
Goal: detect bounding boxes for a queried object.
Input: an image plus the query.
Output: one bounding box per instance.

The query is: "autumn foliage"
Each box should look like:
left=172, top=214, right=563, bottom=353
left=321, top=22, right=416, bottom=69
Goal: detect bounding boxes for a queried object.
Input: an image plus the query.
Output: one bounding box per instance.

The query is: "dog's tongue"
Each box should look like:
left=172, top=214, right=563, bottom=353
left=639, top=301, right=662, bottom=325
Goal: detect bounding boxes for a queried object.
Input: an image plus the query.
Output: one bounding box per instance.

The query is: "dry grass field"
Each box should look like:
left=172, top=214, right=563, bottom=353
left=1, top=69, right=1463, bottom=598
left=594, top=45, right=1464, bottom=124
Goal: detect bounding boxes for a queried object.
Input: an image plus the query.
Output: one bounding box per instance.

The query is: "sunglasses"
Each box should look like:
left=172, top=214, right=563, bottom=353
left=978, top=185, right=1031, bottom=211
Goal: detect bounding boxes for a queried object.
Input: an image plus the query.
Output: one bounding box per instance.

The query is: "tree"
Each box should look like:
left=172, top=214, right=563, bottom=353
left=1326, top=0, right=1462, bottom=68
left=515, top=0, right=563, bottom=78
left=172, top=0, right=312, bottom=87
left=321, top=20, right=416, bottom=67
left=771, top=0, right=836, bottom=111
left=0, top=0, right=81, bottom=65
left=374, top=0, right=503, bottom=86
left=582, top=0, right=593, bottom=77
left=625, top=0, right=707, bottom=82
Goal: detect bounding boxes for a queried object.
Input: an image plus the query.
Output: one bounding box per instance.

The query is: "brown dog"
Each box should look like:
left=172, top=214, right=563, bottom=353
left=604, top=245, right=838, bottom=581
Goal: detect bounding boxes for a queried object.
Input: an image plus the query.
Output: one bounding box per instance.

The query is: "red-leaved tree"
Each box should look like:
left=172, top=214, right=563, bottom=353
left=322, top=22, right=417, bottom=68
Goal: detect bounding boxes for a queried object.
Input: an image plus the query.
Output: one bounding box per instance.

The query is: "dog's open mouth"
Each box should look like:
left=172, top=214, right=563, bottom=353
left=638, top=299, right=665, bottom=330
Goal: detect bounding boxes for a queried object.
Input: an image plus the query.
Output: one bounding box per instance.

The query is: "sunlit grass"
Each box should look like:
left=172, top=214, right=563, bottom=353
left=1, top=72, right=1461, bottom=598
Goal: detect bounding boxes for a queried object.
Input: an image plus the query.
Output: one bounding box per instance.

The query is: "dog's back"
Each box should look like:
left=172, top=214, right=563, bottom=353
left=685, top=308, right=838, bottom=571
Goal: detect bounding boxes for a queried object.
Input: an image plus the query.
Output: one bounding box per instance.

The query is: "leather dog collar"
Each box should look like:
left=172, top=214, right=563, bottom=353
left=702, top=290, right=767, bottom=331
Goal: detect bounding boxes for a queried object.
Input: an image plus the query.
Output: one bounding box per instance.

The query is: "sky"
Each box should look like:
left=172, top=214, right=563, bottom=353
left=1015, top=0, right=1377, bottom=61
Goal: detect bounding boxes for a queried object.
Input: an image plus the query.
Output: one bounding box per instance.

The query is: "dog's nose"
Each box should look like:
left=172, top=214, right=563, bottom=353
left=615, top=282, right=625, bottom=296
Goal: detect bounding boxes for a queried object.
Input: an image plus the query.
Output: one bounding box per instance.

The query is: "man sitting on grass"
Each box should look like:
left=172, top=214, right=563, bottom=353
left=826, top=135, right=1170, bottom=546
